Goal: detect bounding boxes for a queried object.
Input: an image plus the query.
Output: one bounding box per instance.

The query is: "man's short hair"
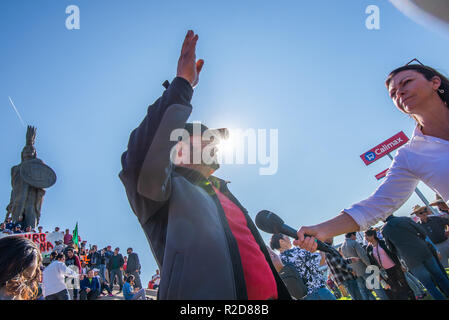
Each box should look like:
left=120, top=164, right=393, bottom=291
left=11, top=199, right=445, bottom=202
left=67, top=248, right=74, bottom=253
left=56, top=253, right=65, bottom=260
left=127, top=247, right=133, bottom=252
left=115, top=247, right=119, bottom=251
left=345, top=232, right=357, bottom=239
left=270, top=234, right=284, bottom=250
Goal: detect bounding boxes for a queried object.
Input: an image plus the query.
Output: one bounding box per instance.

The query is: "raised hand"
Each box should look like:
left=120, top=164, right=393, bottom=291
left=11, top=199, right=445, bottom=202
left=177, top=30, right=204, bottom=88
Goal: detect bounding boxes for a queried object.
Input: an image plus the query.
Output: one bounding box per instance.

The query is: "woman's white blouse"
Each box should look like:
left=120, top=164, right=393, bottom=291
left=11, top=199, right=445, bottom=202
left=344, top=126, right=449, bottom=230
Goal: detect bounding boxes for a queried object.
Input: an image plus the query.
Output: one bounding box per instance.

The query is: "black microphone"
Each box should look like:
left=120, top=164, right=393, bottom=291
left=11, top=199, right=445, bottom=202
left=255, top=210, right=333, bottom=253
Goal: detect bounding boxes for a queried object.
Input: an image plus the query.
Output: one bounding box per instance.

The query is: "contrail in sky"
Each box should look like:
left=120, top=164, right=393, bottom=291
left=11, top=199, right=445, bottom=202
left=8, top=96, right=26, bottom=128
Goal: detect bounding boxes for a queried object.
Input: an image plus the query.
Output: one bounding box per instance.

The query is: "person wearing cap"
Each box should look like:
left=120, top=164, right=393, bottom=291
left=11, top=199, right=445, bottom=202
left=381, top=214, right=449, bottom=300
left=13, top=224, right=23, bottom=234
left=119, top=30, right=290, bottom=300
left=412, top=204, right=449, bottom=268
left=126, top=247, right=142, bottom=289
left=430, top=194, right=449, bottom=216
left=53, top=240, right=65, bottom=255
left=5, top=217, right=15, bottom=231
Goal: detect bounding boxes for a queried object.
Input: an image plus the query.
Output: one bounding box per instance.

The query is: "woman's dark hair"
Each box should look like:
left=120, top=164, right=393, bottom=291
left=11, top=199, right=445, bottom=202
left=269, top=234, right=284, bottom=250
left=386, top=64, right=449, bottom=106
left=364, top=228, right=379, bottom=241
left=0, top=236, right=42, bottom=300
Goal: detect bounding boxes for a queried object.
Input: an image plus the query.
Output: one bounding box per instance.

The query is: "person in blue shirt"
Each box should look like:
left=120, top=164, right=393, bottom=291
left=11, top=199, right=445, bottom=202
left=123, top=275, right=146, bottom=300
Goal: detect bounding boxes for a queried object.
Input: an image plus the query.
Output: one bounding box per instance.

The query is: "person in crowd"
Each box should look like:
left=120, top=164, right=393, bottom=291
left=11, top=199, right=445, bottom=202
left=81, top=261, right=88, bottom=275
left=296, top=62, right=449, bottom=253
left=42, top=253, right=78, bottom=300
left=430, top=194, right=449, bottom=216
left=0, top=223, right=5, bottom=232
left=96, top=269, right=113, bottom=297
left=403, top=266, right=427, bottom=300
left=1, top=224, right=12, bottom=235
left=365, top=228, right=415, bottom=300
left=0, top=237, right=42, bottom=300
left=63, top=229, right=72, bottom=245
left=54, top=227, right=61, bottom=233
left=13, top=224, right=23, bottom=234
left=326, top=276, right=342, bottom=299
left=49, top=251, right=58, bottom=263
left=123, top=256, right=127, bottom=273
left=126, top=247, right=142, bottom=289
left=119, top=30, right=291, bottom=300
left=63, top=241, right=75, bottom=256
left=88, top=245, right=101, bottom=270
left=341, top=232, right=389, bottom=300
left=123, top=275, right=146, bottom=300
left=108, top=247, right=124, bottom=293
left=381, top=214, right=449, bottom=300
left=98, top=248, right=107, bottom=282
left=79, top=269, right=100, bottom=300
left=412, top=204, right=449, bottom=268
left=270, top=234, right=335, bottom=300
left=25, top=226, right=32, bottom=233
left=104, top=245, right=114, bottom=282
left=322, top=238, right=364, bottom=300
left=37, top=226, right=43, bottom=233
left=151, top=270, right=160, bottom=290
left=266, top=245, right=310, bottom=300
left=5, top=217, right=15, bottom=230
left=53, top=240, right=65, bottom=254
left=65, top=248, right=81, bottom=300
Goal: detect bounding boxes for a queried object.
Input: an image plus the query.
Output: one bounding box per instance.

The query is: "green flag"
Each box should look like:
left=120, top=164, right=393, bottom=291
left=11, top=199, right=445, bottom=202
left=73, top=222, right=79, bottom=250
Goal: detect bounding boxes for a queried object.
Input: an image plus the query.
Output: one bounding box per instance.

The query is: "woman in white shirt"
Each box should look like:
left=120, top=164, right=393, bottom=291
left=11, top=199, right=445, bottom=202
left=295, top=62, right=449, bottom=252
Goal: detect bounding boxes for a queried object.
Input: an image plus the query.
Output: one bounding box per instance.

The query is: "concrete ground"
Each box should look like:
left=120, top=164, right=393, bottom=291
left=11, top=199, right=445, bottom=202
left=69, top=286, right=158, bottom=300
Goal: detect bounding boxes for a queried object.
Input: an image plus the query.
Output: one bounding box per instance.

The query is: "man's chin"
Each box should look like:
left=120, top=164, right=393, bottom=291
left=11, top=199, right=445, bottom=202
left=207, top=162, right=220, bottom=171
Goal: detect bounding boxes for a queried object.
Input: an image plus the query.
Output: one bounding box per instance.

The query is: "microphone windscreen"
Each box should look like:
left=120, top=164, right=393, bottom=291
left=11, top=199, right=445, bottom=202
left=255, top=210, right=285, bottom=234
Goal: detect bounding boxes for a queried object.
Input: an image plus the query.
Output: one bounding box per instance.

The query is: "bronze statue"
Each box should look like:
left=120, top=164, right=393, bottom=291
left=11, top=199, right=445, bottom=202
left=6, top=126, right=56, bottom=229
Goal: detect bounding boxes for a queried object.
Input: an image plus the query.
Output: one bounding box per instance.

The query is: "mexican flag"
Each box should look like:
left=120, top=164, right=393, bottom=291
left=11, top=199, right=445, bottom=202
left=73, top=222, right=79, bottom=250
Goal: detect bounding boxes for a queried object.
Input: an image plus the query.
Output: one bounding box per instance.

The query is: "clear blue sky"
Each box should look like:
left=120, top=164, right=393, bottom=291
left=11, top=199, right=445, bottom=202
left=1, top=0, right=449, bottom=284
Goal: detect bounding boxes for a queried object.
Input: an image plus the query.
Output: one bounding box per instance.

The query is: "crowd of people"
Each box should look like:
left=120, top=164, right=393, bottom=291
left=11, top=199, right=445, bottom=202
left=0, top=221, right=161, bottom=300
left=267, top=196, right=449, bottom=300
left=3, top=30, right=449, bottom=302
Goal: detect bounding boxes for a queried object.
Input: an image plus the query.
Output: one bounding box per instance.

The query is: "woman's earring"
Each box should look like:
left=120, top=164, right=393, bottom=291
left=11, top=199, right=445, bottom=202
left=439, top=88, right=445, bottom=94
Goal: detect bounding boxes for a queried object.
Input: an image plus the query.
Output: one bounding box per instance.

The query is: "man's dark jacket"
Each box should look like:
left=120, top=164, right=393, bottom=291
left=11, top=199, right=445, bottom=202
left=107, top=254, right=124, bottom=271
left=127, top=252, right=141, bottom=272
left=88, top=251, right=101, bottom=267
left=119, top=77, right=291, bottom=300
left=80, top=277, right=101, bottom=292
left=366, top=239, right=401, bottom=269
left=381, top=216, right=434, bottom=270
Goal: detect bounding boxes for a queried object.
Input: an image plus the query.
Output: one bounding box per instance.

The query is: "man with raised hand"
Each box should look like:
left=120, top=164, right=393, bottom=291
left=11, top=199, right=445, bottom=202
left=119, top=30, right=290, bottom=300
